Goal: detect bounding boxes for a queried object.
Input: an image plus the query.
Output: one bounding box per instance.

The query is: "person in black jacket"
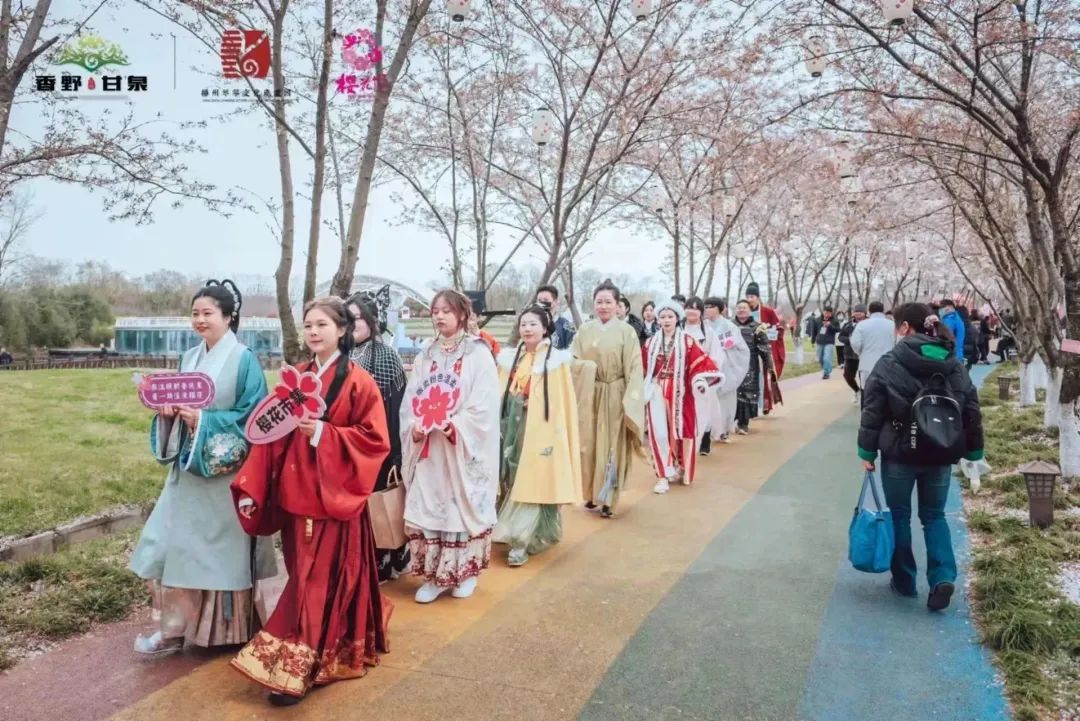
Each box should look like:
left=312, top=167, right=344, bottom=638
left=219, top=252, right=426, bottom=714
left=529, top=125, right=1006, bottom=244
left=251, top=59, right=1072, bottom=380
left=837, top=305, right=866, bottom=403
left=857, top=303, right=984, bottom=612
left=977, top=310, right=991, bottom=364
left=616, top=295, right=647, bottom=345
left=807, top=306, right=839, bottom=379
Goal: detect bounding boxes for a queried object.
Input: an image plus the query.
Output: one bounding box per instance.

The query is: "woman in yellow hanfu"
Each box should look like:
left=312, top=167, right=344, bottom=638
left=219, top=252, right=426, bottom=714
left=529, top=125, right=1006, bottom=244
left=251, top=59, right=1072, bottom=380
left=571, top=279, right=645, bottom=518
left=494, top=305, right=582, bottom=566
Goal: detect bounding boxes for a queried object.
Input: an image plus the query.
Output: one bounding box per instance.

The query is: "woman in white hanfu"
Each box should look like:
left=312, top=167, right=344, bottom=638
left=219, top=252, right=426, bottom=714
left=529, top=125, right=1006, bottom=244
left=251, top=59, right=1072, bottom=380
left=401, top=289, right=501, bottom=604
left=701, top=297, right=750, bottom=444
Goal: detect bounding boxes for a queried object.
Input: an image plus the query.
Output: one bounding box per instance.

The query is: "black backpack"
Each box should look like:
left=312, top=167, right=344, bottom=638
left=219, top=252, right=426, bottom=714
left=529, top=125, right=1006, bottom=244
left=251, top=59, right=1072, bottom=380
left=907, top=373, right=965, bottom=463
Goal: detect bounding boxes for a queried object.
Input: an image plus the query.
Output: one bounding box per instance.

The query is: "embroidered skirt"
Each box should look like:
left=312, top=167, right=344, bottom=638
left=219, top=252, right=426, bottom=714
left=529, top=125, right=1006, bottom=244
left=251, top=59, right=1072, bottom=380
left=231, top=512, right=391, bottom=698
left=407, top=528, right=492, bottom=587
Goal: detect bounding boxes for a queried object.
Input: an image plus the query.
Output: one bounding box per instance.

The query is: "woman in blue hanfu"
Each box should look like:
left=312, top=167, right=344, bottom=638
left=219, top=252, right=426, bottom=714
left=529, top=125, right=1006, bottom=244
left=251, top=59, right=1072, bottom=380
left=129, top=279, right=277, bottom=655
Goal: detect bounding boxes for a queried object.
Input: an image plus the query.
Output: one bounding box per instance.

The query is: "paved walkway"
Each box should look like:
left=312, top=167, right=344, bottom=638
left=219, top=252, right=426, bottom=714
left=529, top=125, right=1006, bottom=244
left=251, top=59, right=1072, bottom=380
left=0, top=370, right=1010, bottom=721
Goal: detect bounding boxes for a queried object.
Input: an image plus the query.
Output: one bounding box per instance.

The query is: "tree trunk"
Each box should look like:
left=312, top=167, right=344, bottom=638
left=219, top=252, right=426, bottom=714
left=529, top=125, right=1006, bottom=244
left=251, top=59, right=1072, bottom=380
left=1060, top=400, right=1080, bottom=480
left=269, top=8, right=301, bottom=364
left=1030, top=353, right=1049, bottom=391
left=330, top=0, right=432, bottom=297
left=1044, top=368, right=1062, bottom=429
left=1018, top=361, right=1037, bottom=407
left=302, top=0, right=334, bottom=305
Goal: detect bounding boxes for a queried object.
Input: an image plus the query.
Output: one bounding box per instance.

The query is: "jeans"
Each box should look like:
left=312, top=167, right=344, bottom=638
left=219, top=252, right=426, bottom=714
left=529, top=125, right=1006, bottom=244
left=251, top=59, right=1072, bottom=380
left=879, top=460, right=957, bottom=594
left=816, top=343, right=834, bottom=376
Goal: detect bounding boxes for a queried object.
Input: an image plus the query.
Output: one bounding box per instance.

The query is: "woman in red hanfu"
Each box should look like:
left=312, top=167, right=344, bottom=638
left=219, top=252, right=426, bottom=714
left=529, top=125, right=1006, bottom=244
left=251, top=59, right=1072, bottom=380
left=230, top=297, right=391, bottom=706
left=643, top=299, right=722, bottom=494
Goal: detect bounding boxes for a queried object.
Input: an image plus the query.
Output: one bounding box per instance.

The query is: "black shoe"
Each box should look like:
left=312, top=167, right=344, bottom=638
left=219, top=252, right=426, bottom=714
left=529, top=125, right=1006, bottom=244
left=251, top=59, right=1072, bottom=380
left=269, top=693, right=303, bottom=707
left=584, top=501, right=597, bottom=510
left=927, top=582, right=955, bottom=611
left=600, top=505, right=613, bottom=518
left=890, top=579, right=917, bottom=598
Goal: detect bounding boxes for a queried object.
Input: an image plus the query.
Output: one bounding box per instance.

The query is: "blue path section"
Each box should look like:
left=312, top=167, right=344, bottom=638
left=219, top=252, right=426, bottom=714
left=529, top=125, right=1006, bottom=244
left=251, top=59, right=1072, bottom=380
left=798, top=363, right=1011, bottom=721
left=580, top=406, right=861, bottom=721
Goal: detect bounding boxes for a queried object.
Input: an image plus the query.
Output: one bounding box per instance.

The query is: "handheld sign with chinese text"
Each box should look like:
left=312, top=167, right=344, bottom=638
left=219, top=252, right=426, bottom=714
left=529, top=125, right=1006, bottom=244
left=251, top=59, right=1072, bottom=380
left=411, top=362, right=463, bottom=433
left=244, top=365, right=327, bottom=444
left=136, top=372, right=216, bottom=410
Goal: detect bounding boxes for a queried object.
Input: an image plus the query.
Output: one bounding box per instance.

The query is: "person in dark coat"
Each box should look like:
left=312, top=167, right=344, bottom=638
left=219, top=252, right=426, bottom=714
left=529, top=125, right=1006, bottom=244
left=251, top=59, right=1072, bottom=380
left=857, top=303, right=984, bottom=612
left=617, top=295, right=647, bottom=345
left=976, top=311, right=991, bottom=364
left=837, top=305, right=866, bottom=403
left=733, top=299, right=773, bottom=434
left=807, top=306, right=839, bottom=379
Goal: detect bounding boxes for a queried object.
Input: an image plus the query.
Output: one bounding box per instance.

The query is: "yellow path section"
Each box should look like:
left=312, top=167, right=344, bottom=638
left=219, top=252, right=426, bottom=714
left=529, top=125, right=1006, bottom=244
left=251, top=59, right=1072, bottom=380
left=108, top=379, right=850, bottom=721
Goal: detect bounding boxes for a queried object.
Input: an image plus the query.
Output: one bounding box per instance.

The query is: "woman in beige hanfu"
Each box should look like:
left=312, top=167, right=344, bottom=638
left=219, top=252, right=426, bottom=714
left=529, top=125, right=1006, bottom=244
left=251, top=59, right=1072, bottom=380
left=571, top=279, right=645, bottom=518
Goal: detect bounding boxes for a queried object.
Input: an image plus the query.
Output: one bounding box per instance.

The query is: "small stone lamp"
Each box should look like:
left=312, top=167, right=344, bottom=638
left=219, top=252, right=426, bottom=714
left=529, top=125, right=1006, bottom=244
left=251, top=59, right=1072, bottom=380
left=1018, top=460, right=1060, bottom=529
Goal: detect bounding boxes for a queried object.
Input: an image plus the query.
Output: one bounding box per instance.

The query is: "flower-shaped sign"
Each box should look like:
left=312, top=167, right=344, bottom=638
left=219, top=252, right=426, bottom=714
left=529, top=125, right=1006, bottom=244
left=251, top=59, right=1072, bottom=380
left=722, top=336, right=737, bottom=351
left=411, top=368, right=462, bottom=433
left=134, top=371, right=216, bottom=410
left=244, top=365, right=327, bottom=445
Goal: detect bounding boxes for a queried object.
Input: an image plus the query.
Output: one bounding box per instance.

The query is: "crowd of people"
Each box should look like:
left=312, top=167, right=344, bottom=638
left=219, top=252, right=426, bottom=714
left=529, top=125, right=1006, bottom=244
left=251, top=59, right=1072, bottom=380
left=123, top=276, right=985, bottom=706
left=805, top=300, right=1015, bottom=401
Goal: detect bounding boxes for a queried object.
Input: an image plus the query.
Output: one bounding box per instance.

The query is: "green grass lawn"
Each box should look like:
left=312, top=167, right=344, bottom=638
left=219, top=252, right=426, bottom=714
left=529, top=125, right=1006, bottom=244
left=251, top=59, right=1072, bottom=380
left=0, top=530, right=144, bottom=669
left=0, top=370, right=164, bottom=538
left=963, top=363, right=1080, bottom=721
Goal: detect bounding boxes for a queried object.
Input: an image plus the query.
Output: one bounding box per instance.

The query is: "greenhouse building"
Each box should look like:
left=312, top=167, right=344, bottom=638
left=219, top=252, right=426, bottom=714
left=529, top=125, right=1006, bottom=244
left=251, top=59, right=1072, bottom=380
left=113, top=317, right=283, bottom=356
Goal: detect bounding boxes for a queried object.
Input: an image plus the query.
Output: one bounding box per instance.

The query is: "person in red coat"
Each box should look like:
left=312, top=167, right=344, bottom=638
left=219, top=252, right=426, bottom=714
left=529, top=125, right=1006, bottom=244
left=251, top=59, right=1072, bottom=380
left=642, top=299, right=721, bottom=495
left=745, top=282, right=785, bottom=413
left=230, top=297, right=392, bottom=706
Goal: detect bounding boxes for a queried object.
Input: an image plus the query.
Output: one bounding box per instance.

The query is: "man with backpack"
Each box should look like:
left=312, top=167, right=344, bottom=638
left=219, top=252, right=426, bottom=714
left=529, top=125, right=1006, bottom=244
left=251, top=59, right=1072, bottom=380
left=856, top=303, right=984, bottom=612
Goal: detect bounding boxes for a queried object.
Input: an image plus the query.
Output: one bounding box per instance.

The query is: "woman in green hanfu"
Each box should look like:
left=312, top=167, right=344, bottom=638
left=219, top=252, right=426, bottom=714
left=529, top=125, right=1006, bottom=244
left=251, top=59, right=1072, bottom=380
left=129, top=280, right=277, bottom=655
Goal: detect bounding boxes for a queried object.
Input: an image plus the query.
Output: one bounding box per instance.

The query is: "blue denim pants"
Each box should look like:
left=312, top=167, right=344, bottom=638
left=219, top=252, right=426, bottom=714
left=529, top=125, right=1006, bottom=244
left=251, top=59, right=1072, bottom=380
left=816, top=343, right=834, bottom=376
left=879, top=460, right=957, bottom=594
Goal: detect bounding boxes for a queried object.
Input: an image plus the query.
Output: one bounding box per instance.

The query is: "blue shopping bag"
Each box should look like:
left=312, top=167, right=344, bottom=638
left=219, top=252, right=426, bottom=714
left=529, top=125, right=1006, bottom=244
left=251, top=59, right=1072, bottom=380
left=848, top=471, right=895, bottom=574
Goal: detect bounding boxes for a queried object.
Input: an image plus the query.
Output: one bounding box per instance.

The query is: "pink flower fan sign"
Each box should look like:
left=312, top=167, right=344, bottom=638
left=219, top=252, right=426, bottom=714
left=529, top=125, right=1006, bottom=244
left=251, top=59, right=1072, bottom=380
left=411, top=368, right=462, bottom=433
left=244, top=365, right=327, bottom=445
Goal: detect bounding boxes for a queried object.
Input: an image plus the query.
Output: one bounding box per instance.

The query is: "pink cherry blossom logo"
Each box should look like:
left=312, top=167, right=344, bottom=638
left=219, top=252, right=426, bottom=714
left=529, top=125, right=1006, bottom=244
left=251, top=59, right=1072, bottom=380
left=336, top=28, right=388, bottom=100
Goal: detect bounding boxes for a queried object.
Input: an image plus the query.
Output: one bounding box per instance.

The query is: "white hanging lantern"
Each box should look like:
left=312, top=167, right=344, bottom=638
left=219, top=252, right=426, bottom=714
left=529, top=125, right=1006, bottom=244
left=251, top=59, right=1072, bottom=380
left=836, top=140, right=856, bottom=179
left=630, top=0, right=653, bottom=22
left=447, top=0, right=470, bottom=22
left=804, top=36, right=827, bottom=78
left=730, top=243, right=748, bottom=260
left=791, top=198, right=804, bottom=219
left=881, top=0, right=913, bottom=27
left=648, top=188, right=666, bottom=215
left=531, top=107, right=555, bottom=146
left=905, top=239, right=919, bottom=261
left=722, top=193, right=738, bottom=220
left=872, top=277, right=884, bottom=290
left=841, top=175, right=862, bottom=206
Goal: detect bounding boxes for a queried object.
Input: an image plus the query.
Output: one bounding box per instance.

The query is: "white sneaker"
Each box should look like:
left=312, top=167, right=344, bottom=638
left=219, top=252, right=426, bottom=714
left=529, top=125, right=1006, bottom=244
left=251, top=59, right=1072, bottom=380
left=653, top=478, right=670, bottom=494
left=720, top=434, right=730, bottom=444
left=852, top=392, right=860, bottom=405
left=735, top=427, right=748, bottom=435
left=507, top=548, right=529, bottom=567
left=414, top=581, right=449, bottom=604
left=452, top=576, right=478, bottom=598
left=133, top=631, right=183, bottom=656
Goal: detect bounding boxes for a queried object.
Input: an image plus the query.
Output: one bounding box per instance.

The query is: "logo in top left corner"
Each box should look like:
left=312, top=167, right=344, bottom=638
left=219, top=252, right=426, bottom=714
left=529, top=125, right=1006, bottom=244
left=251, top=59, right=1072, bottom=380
left=35, top=34, right=147, bottom=95
left=220, top=30, right=271, bottom=79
